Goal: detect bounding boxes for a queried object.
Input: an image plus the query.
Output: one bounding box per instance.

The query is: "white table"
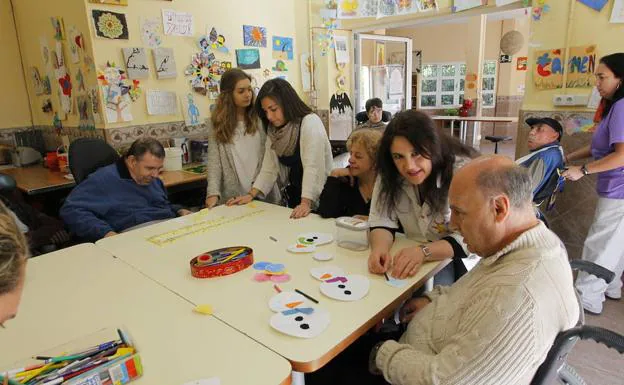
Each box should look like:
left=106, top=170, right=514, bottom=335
left=96, top=202, right=449, bottom=372
left=431, top=116, right=519, bottom=147
left=0, top=244, right=291, bottom=385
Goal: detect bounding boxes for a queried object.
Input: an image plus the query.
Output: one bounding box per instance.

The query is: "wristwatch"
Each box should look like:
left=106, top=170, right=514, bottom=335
left=581, top=164, right=590, bottom=176
left=420, top=245, right=433, bottom=262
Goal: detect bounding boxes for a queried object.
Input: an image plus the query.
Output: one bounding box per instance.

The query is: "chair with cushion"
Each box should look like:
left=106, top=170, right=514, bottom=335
left=355, top=110, right=392, bottom=125
left=69, top=138, right=120, bottom=185
left=530, top=260, right=624, bottom=385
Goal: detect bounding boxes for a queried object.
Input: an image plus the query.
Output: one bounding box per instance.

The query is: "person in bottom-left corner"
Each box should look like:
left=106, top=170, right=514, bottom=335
left=0, top=200, right=30, bottom=329
left=60, top=138, right=192, bottom=242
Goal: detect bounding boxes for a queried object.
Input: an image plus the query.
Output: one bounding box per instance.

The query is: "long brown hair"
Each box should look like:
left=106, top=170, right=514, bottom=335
left=0, top=201, right=29, bottom=296
left=212, top=68, right=258, bottom=143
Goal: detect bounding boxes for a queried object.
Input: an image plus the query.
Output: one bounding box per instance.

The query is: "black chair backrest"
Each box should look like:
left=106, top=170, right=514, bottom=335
left=355, top=110, right=392, bottom=124
left=69, top=138, right=120, bottom=185
left=533, top=167, right=564, bottom=205
left=0, top=174, right=17, bottom=194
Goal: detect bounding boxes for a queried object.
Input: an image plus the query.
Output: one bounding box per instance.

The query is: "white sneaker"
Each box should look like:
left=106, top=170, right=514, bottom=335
left=605, top=288, right=621, bottom=300
left=581, top=300, right=603, bottom=315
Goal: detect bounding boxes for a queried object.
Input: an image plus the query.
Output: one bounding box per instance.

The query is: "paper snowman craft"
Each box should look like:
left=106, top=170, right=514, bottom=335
left=287, top=232, right=333, bottom=253
left=269, top=291, right=330, bottom=338
left=310, top=266, right=370, bottom=301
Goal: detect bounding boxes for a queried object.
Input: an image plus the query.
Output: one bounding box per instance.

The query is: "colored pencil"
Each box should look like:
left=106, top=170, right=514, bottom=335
left=273, top=284, right=282, bottom=293
left=295, top=289, right=319, bottom=304
left=220, top=247, right=246, bottom=263
left=384, top=272, right=390, bottom=281
left=269, top=236, right=278, bottom=242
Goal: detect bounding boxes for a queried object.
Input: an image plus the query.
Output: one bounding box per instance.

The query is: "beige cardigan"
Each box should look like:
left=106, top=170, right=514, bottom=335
left=376, top=222, right=579, bottom=385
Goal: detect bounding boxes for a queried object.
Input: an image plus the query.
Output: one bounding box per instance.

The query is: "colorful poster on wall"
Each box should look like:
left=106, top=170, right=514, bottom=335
left=566, top=45, right=596, bottom=88
left=92, top=10, right=128, bottom=40
left=67, top=26, right=82, bottom=63
left=50, top=17, right=66, bottom=41
left=208, top=27, right=229, bottom=53
left=272, top=36, right=294, bottom=60
left=378, top=0, right=398, bottom=18
left=88, top=0, right=128, bottom=5
left=162, top=9, right=194, bottom=37
left=577, top=0, right=608, bottom=11
left=337, top=0, right=361, bottom=19
left=243, top=25, right=267, bottom=47
left=453, top=0, right=483, bottom=12
left=611, top=0, right=624, bottom=23
left=122, top=48, right=150, bottom=79
left=77, top=95, right=95, bottom=130
left=534, top=48, right=564, bottom=90
left=397, top=0, right=421, bottom=15
left=236, top=49, right=261, bottom=69
left=88, top=87, right=103, bottom=124
left=564, top=114, right=596, bottom=134
left=335, top=0, right=380, bottom=18
left=516, top=56, right=528, bottom=70
left=153, top=47, right=177, bottom=79
left=98, top=64, right=136, bottom=123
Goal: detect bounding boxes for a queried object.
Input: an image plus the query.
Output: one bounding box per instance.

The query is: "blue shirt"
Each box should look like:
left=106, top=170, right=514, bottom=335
left=60, top=159, right=180, bottom=241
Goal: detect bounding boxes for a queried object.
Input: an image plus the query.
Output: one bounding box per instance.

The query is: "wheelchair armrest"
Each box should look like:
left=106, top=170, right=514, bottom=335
left=570, top=260, right=616, bottom=284
left=561, top=326, right=624, bottom=355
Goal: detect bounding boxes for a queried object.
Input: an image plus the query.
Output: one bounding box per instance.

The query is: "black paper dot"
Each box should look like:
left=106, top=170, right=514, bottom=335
left=300, top=324, right=310, bottom=330
left=338, top=284, right=345, bottom=289
left=306, top=238, right=314, bottom=242
left=295, top=316, right=304, bottom=322
left=344, top=290, right=352, bottom=295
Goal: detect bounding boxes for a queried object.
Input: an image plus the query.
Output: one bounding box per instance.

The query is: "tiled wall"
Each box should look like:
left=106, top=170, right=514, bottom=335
left=517, top=109, right=597, bottom=260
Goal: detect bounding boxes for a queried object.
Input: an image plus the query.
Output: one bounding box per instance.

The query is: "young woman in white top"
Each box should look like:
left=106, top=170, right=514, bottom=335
left=368, top=110, right=477, bottom=281
left=205, top=68, right=273, bottom=208
left=228, top=78, right=333, bottom=219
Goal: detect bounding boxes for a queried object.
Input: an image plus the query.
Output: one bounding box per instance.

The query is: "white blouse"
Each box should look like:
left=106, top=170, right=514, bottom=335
left=230, top=122, right=262, bottom=194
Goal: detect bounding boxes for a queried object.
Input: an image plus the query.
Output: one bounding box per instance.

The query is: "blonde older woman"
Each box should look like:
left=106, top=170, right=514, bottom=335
left=318, top=129, right=382, bottom=219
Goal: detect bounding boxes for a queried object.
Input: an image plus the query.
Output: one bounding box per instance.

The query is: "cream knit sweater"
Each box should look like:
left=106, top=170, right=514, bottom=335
left=376, top=222, right=579, bottom=385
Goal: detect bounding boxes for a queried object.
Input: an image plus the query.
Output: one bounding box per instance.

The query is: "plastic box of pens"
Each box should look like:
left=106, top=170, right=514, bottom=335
left=3, top=328, right=142, bottom=385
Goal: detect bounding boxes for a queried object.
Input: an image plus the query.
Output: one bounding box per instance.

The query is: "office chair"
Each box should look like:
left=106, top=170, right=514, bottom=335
left=355, top=110, right=392, bottom=125
left=69, top=138, right=120, bottom=184
left=531, top=260, right=624, bottom=385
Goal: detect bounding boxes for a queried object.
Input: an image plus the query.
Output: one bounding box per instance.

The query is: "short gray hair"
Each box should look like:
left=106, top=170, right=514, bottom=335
left=476, top=164, right=533, bottom=209
left=125, top=138, right=165, bottom=160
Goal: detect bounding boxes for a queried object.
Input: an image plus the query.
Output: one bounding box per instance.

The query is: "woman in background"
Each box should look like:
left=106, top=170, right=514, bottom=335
left=205, top=68, right=275, bottom=208
left=229, top=78, right=333, bottom=219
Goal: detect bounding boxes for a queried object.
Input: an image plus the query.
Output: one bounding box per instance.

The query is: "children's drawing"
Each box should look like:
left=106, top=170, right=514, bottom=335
left=235, top=49, right=261, bottom=70
left=75, top=69, right=86, bottom=92
left=42, top=99, right=53, bottom=113
left=122, top=47, right=150, bottom=79
left=566, top=45, right=597, bottom=88
left=92, top=10, right=129, bottom=40
left=577, top=0, right=608, bottom=11
left=185, top=52, right=224, bottom=98
left=534, top=48, right=564, bottom=90
left=68, top=26, right=81, bottom=63
left=269, top=291, right=330, bottom=338
left=77, top=95, right=95, bottom=130
left=162, top=9, right=194, bottom=37
left=140, top=17, right=162, bottom=48
left=208, top=27, right=229, bottom=54
left=272, top=60, right=288, bottom=72
left=146, top=89, right=178, bottom=116
left=153, top=47, right=177, bottom=79
left=50, top=17, right=66, bottom=41
left=243, top=25, right=267, bottom=47
left=417, top=0, right=438, bottom=12
left=31, top=67, right=51, bottom=95
left=88, top=87, right=103, bottom=123
left=198, top=35, right=211, bottom=54
left=97, top=63, right=135, bottom=123
left=88, top=0, right=128, bottom=5
left=329, top=91, right=353, bottom=140
left=181, top=93, right=202, bottom=126
left=310, top=266, right=370, bottom=302
left=272, top=36, right=294, bottom=60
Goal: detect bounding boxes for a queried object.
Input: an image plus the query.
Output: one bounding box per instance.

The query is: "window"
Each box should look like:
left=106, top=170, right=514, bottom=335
left=481, top=60, right=497, bottom=108
left=418, top=61, right=496, bottom=109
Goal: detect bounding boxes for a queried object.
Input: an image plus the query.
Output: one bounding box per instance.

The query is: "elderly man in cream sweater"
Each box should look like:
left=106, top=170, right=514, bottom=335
left=371, top=155, right=579, bottom=385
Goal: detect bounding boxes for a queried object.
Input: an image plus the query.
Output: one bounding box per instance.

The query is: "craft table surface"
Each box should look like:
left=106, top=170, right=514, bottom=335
left=0, top=243, right=291, bottom=385
left=0, top=164, right=206, bottom=195
left=96, top=202, right=449, bottom=372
